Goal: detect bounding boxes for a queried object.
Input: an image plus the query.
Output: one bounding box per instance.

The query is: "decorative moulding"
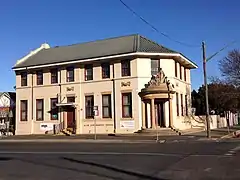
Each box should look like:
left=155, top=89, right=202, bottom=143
left=121, top=81, right=131, bottom=87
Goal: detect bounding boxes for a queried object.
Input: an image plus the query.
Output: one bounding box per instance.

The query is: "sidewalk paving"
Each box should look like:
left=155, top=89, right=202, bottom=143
left=0, top=126, right=239, bottom=143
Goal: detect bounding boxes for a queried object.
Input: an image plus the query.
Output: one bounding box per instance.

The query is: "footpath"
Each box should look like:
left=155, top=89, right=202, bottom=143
left=0, top=126, right=239, bottom=143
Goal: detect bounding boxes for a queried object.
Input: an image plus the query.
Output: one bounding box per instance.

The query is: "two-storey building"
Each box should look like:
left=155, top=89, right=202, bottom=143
left=13, top=34, right=197, bottom=135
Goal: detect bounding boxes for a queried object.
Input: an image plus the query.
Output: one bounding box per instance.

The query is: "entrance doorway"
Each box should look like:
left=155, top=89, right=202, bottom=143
left=67, top=107, right=76, bottom=133
left=155, top=101, right=165, bottom=127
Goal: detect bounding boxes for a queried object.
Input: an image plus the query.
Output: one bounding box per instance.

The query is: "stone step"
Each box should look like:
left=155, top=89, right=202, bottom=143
left=138, top=128, right=180, bottom=135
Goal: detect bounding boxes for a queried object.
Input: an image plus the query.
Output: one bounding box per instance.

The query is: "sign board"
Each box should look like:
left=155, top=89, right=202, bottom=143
left=94, top=110, right=99, bottom=116
left=40, top=123, right=54, bottom=131
left=120, top=120, right=135, bottom=129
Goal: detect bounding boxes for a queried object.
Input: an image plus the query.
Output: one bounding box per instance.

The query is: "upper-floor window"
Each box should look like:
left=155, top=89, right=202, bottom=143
left=51, top=69, right=58, bottom=84
left=85, top=95, right=94, bottom=119
left=122, top=92, right=132, bottom=118
left=36, top=71, right=43, bottom=85
left=184, top=67, right=187, bottom=82
left=67, top=96, right=75, bottom=103
left=101, top=63, right=110, bottom=79
left=121, top=60, right=130, bottom=77
left=102, top=94, right=112, bottom=118
left=179, top=65, right=182, bottom=80
left=66, top=67, right=74, bottom=82
left=20, top=100, right=28, bottom=121
left=175, top=61, right=178, bottom=78
left=50, top=98, right=58, bottom=120
left=85, top=64, right=93, bottom=81
left=21, top=72, right=27, bottom=86
left=36, top=99, right=44, bottom=121
left=151, top=59, right=160, bottom=75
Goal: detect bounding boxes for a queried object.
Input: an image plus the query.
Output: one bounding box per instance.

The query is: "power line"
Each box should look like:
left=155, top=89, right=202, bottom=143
left=118, top=0, right=200, bottom=48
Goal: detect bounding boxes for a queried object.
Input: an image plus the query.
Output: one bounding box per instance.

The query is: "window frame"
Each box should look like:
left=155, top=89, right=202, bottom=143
left=175, top=61, right=178, bottom=78
left=151, top=59, right=160, bottom=76
left=51, top=69, right=58, bottom=84
left=20, top=100, right=28, bottom=121
left=102, top=94, right=112, bottom=118
left=21, top=72, right=27, bottom=87
left=85, top=95, right=94, bottom=119
left=179, top=65, right=182, bottom=80
left=176, top=93, right=179, bottom=116
left=184, top=67, right=187, bottom=82
left=181, top=94, right=184, bottom=116
left=101, top=63, right=110, bottom=79
left=85, top=64, right=93, bottom=81
left=67, top=96, right=75, bottom=103
left=121, top=60, right=131, bottom=77
left=66, top=67, right=74, bottom=82
left=50, top=98, right=58, bottom=120
left=122, top=92, right=132, bottom=118
left=36, top=99, right=44, bottom=121
left=36, top=70, right=43, bottom=85
left=185, top=95, right=188, bottom=116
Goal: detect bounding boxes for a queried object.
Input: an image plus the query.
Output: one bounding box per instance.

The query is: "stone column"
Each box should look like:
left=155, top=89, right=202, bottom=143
left=150, top=98, right=156, bottom=129
left=141, top=101, right=146, bottom=129
left=169, top=98, right=173, bottom=128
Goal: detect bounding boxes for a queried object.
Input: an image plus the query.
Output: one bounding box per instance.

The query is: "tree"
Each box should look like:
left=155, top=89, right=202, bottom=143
left=191, top=82, right=239, bottom=115
left=219, top=49, right=240, bottom=86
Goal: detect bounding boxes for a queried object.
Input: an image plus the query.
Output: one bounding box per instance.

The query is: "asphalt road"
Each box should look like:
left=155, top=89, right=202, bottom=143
left=0, top=141, right=240, bottom=180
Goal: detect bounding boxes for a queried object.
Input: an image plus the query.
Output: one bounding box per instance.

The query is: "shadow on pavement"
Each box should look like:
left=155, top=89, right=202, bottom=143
left=17, top=158, right=125, bottom=180
left=61, top=157, right=167, bottom=180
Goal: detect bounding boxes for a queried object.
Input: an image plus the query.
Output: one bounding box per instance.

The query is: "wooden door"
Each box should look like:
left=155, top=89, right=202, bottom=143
left=67, top=107, right=75, bottom=128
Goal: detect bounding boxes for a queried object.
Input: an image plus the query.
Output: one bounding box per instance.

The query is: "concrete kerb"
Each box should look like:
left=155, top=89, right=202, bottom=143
left=0, top=139, right=160, bottom=144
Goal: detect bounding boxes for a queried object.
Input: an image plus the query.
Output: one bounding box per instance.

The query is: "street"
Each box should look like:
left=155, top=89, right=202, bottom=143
left=0, top=140, right=239, bottom=180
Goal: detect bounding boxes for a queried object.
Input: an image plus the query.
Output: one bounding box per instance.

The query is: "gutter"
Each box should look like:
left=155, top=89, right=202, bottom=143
left=112, top=64, right=116, bottom=134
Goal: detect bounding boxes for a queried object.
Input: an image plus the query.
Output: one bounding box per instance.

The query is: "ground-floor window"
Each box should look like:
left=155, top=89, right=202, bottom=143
left=36, top=99, right=44, bottom=121
left=176, top=93, right=179, bottom=116
left=122, top=92, right=132, bottom=118
left=20, top=100, right=28, bottom=121
left=85, top=95, right=94, bottom=119
left=102, top=94, right=112, bottom=118
left=185, top=95, right=188, bottom=116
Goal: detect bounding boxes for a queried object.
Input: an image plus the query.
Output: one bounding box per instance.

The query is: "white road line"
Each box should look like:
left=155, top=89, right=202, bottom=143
left=0, top=151, right=182, bottom=157
left=224, top=145, right=240, bottom=156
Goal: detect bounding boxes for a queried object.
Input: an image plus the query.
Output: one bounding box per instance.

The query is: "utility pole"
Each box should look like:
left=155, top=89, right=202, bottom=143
left=202, top=42, right=211, bottom=138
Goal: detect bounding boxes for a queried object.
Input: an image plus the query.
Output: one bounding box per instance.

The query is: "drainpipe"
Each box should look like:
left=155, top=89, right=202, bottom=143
left=31, top=70, right=34, bottom=134
left=112, top=64, right=116, bottom=134
left=59, top=69, right=62, bottom=129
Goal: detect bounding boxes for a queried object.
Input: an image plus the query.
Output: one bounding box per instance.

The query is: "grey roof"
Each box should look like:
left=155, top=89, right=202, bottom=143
left=14, top=34, right=181, bottom=69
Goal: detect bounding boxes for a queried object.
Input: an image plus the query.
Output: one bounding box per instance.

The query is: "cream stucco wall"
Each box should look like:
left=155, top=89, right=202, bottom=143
left=15, top=56, right=195, bottom=135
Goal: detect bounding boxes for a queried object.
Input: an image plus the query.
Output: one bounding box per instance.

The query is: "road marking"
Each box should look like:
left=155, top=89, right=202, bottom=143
left=0, top=151, right=183, bottom=157
left=224, top=145, right=240, bottom=156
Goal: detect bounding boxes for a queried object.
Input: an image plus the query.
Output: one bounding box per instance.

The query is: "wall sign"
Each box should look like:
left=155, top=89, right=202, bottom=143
left=66, top=87, right=74, bottom=91
left=120, top=120, right=134, bottom=129
left=40, top=123, right=54, bottom=131
left=121, top=81, right=131, bottom=87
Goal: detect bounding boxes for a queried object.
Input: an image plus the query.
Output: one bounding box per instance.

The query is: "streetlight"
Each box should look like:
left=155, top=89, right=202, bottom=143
left=202, top=41, right=236, bottom=138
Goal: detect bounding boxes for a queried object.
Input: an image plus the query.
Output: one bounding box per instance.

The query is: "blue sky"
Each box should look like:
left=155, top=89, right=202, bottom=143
left=0, top=0, right=239, bottom=92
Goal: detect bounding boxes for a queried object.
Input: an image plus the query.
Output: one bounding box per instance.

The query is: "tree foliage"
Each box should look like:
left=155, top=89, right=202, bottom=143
left=219, top=49, right=240, bottom=86
left=192, top=82, right=240, bottom=115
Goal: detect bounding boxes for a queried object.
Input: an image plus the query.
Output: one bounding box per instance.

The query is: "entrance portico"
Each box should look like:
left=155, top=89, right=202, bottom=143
left=139, top=69, right=175, bottom=130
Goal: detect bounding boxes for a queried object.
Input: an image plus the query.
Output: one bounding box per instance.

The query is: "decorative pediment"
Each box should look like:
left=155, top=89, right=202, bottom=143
left=145, top=68, right=166, bottom=88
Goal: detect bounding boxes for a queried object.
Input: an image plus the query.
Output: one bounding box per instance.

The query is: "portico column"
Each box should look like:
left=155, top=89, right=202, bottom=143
left=150, top=98, right=156, bottom=129
left=169, top=98, right=173, bottom=128
left=141, top=101, right=146, bottom=129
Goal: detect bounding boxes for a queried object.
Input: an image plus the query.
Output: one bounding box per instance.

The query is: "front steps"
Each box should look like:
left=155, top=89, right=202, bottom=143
left=137, top=127, right=181, bottom=136
left=61, top=128, right=75, bottom=136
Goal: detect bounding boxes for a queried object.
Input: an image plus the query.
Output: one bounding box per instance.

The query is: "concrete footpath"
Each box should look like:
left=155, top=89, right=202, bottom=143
left=1, top=126, right=239, bottom=143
